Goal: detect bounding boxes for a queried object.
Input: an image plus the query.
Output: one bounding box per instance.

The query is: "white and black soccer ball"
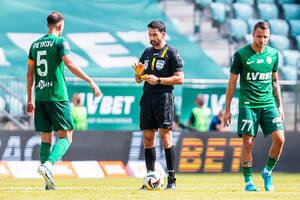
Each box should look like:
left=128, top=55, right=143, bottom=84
left=144, top=171, right=164, bottom=190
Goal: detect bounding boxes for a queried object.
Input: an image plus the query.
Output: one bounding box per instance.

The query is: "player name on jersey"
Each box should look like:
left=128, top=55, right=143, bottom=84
left=33, top=41, right=54, bottom=49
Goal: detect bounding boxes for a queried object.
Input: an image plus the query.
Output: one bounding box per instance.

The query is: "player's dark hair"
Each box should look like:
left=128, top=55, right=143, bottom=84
left=148, top=20, right=166, bottom=33
left=253, top=21, right=270, bottom=33
left=47, top=12, right=64, bottom=26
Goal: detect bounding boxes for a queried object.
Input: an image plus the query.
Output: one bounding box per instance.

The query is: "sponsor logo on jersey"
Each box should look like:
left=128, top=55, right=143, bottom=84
left=246, top=72, right=272, bottom=81
left=257, top=59, right=264, bottom=64
left=36, top=80, right=53, bottom=89
left=272, top=117, right=282, bottom=124
left=63, top=42, right=70, bottom=51
left=144, top=60, right=149, bottom=70
left=156, top=60, right=165, bottom=70
left=246, top=61, right=255, bottom=65
left=33, top=41, right=54, bottom=49
left=267, top=56, right=272, bottom=64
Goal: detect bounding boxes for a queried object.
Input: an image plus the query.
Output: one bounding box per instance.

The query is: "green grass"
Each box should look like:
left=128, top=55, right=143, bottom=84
left=0, top=173, right=300, bottom=200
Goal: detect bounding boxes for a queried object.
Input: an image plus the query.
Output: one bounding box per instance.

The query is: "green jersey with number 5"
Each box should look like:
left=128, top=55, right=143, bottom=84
left=230, top=44, right=278, bottom=108
left=28, top=34, right=70, bottom=101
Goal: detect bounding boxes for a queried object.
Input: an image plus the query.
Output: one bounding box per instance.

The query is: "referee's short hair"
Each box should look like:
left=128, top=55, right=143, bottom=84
left=253, top=21, right=270, bottom=33
left=47, top=12, right=64, bottom=27
left=148, top=20, right=166, bottom=33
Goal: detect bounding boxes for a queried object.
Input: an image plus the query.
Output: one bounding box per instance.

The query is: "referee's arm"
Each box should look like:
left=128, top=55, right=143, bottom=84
left=159, top=72, right=184, bottom=85
left=142, top=72, right=184, bottom=85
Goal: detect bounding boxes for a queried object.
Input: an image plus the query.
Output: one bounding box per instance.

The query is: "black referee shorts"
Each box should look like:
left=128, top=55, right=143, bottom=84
left=140, top=92, right=174, bottom=130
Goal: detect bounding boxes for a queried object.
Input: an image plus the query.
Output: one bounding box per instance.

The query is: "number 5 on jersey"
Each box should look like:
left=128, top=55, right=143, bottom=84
left=37, top=50, right=48, bottom=77
left=241, top=119, right=253, bottom=132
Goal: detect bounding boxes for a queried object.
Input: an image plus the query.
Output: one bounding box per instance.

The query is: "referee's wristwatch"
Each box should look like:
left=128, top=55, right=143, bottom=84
left=157, top=77, right=161, bottom=85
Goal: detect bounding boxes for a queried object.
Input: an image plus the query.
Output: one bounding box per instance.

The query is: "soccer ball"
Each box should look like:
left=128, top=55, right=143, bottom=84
left=144, top=171, right=164, bottom=190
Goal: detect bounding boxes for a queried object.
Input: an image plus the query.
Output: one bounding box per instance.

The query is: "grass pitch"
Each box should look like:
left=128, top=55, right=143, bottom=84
left=0, top=173, right=299, bottom=200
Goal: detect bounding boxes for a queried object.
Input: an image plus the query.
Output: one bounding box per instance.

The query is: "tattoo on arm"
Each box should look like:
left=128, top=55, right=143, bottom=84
left=272, top=79, right=282, bottom=107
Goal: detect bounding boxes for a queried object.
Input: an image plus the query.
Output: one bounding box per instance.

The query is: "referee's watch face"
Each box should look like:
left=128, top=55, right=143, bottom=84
left=148, top=27, right=165, bottom=48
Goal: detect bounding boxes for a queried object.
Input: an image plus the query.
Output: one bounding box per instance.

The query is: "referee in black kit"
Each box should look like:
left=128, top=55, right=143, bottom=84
left=132, top=20, right=184, bottom=190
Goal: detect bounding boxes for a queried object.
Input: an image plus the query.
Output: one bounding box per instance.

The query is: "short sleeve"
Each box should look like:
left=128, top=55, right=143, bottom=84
left=273, top=52, right=279, bottom=72
left=139, top=49, right=147, bottom=64
left=58, top=38, right=71, bottom=58
left=28, top=46, right=33, bottom=60
left=170, top=48, right=183, bottom=72
left=230, top=52, right=242, bottom=74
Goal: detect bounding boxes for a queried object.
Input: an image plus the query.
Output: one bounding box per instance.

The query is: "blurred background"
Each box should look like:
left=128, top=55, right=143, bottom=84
left=0, top=0, right=299, bottom=177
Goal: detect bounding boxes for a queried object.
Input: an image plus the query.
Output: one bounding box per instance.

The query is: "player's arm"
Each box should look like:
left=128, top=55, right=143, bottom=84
left=26, top=59, right=35, bottom=117
left=224, top=73, right=238, bottom=126
left=224, top=52, right=241, bottom=126
left=272, top=72, right=284, bottom=121
left=62, top=55, right=101, bottom=97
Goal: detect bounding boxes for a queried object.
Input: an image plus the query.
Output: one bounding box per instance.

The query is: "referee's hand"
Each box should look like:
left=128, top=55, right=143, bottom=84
left=142, top=74, right=158, bottom=85
left=223, top=111, right=232, bottom=127
left=132, top=63, right=144, bottom=75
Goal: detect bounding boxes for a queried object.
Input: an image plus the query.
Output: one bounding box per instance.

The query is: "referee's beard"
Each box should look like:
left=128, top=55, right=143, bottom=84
left=150, top=40, right=160, bottom=48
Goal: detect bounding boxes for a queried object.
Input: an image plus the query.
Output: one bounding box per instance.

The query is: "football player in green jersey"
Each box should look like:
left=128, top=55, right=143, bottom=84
left=224, top=21, right=284, bottom=192
left=26, top=12, right=101, bottom=190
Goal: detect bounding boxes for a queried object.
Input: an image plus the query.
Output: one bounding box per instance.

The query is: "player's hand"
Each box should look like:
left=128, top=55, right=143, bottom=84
left=132, top=63, right=144, bottom=76
left=26, top=102, right=35, bottom=118
left=90, top=81, right=101, bottom=97
left=223, top=111, right=232, bottom=127
left=278, top=107, right=285, bottom=122
left=142, top=74, right=158, bottom=85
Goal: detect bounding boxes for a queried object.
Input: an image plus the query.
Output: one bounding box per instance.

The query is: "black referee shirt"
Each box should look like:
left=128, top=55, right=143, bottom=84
left=139, top=44, right=183, bottom=93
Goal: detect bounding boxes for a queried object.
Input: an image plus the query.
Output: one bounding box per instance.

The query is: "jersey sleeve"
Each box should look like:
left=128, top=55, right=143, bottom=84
left=273, top=51, right=279, bottom=72
left=58, top=38, right=71, bottom=58
left=230, top=52, right=242, bottom=74
left=169, top=48, right=183, bottom=72
left=139, top=49, right=147, bottom=64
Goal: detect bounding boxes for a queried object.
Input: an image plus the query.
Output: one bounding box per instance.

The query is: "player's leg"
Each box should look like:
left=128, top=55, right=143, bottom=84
left=47, top=129, right=73, bottom=165
left=159, top=128, right=176, bottom=190
left=260, top=107, right=285, bottom=191
left=34, top=102, right=55, bottom=190
left=238, top=108, right=259, bottom=191
left=265, top=130, right=284, bottom=174
left=41, top=101, right=74, bottom=190
left=241, top=135, right=258, bottom=191
left=40, top=132, right=54, bottom=190
left=45, top=101, right=74, bottom=165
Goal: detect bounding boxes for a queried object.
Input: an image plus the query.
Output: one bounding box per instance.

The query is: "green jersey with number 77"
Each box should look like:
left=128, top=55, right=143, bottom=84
left=28, top=34, right=70, bottom=101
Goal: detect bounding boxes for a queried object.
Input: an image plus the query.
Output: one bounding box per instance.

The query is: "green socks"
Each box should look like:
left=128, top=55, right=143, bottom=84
left=243, top=166, right=252, bottom=183
left=264, top=157, right=279, bottom=173
left=243, top=162, right=252, bottom=183
left=40, top=142, right=51, bottom=164
left=48, top=138, right=71, bottom=165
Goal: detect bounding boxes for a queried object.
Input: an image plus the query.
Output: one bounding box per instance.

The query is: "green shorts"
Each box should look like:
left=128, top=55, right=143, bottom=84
left=237, top=106, right=284, bottom=138
left=34, top=101, right=74, bottom=132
